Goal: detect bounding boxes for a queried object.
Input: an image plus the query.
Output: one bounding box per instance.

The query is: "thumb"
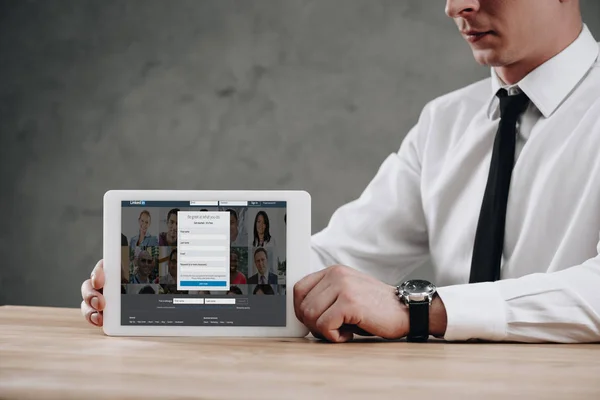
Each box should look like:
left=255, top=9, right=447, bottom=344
left=91, top=259, right=105, bottom=290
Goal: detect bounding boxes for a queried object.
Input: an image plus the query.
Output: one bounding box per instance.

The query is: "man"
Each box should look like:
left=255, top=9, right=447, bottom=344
left=159, top=208, right=178, bottom=246
left=230, top=249, right=247, bottom=284
left=81, top=0, right=600, bottom=344
left=248, top=248, right=278, bottom=285
left=130, top=250, right=158, bottom=284
left=294, top=0, right=600, bottom=343
left=159, top=249, right=177, bottom=284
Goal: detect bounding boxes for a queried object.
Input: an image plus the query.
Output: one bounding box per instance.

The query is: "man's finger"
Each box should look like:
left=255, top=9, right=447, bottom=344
left=341, top=324, right=375, bottom=337
left=315, top=302, right=354, bottom=343
left=293, top=269, right=327, bottom=322
left=310, top=330, right=327, bottom=341
left=91, top=259, right=105, bottom=290
left=81, top=300, right=104, bottom=327
left=298, top=279, right=337, bottom=330
left=81, top=279, right=106, bottom=311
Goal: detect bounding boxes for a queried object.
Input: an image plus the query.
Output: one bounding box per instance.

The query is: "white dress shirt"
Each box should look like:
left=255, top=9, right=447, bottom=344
left=310, top=25, right=600, bottom=343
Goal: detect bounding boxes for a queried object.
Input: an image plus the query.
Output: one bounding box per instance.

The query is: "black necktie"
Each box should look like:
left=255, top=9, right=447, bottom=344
left=469, top=89, right=530, bottom=284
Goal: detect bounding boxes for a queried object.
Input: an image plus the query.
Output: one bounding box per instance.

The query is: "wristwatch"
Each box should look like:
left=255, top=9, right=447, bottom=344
left=396, top=279, right=437, bottom=342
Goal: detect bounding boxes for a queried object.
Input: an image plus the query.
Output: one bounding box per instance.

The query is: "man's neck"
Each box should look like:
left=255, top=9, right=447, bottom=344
left=495, top=23, right=583, bottom=85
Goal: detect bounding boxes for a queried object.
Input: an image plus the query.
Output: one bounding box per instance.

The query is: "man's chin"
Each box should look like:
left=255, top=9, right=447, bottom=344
left=471, top=48, right=505, bottom=67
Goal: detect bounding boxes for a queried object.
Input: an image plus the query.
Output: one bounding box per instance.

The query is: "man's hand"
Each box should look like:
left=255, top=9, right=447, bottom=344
left=294, top=265, right=409, bottom=343
left=81, top=260, right=106, bottom=327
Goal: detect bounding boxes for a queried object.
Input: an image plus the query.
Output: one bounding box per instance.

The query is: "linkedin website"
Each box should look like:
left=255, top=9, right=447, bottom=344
left=121, top=200, right=287, bottom=326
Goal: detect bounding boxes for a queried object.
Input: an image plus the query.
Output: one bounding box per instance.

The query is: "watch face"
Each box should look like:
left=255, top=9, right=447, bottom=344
left=401, top=280, right=436, bottom=295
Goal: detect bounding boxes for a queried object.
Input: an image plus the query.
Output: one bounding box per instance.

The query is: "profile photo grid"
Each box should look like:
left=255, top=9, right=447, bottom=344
left=121, top=205, right=287, bottom=297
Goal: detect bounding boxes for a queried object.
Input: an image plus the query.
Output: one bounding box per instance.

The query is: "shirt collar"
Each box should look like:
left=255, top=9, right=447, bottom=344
left=487, top=24, right=599, bottom=119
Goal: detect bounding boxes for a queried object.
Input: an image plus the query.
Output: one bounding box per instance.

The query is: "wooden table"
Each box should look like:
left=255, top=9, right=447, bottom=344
left=1, top=306, right=599, bottom=399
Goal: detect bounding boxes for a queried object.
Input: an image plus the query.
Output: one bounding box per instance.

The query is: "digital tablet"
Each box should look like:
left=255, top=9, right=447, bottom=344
left=102, top=190, right=311, bottom=337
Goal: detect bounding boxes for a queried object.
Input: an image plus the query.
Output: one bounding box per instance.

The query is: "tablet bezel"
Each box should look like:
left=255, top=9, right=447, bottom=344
left=103, top=190, right=310, bottom=337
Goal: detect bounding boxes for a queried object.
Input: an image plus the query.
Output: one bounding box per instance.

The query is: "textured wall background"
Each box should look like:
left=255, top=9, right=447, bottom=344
left=1, top=0, right=599, bottom=307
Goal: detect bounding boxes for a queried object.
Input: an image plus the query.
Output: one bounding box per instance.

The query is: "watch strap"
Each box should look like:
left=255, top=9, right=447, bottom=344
left=407, top=300, right=429, bottom=342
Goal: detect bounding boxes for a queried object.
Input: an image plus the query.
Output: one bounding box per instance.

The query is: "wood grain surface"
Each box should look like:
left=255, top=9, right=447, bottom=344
left=1, top=305, right=599, bottom=400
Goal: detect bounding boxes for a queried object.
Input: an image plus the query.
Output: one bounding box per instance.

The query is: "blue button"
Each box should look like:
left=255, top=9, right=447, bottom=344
left=180, top=281, right=227, bottom=287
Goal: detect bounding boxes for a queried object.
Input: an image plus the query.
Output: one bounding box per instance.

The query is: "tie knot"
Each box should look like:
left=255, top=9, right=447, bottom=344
left=497, top=88, right=529, bottom=120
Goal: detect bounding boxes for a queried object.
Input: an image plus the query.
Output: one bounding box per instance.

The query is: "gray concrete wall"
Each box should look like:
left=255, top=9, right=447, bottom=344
left=1, top=0, right=599, bottom=307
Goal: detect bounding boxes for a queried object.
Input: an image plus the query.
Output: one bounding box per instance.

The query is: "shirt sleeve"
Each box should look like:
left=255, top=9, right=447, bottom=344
left=437, top=248, right=600, bottom=342
left=310, top=104, right=433, bottom=285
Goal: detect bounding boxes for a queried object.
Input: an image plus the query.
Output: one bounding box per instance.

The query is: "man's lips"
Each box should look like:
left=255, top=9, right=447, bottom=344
left=463, top=30, right=494, bottom=43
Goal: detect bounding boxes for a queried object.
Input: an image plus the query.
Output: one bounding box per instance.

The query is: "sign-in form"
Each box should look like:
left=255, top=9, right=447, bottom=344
left=177, top=211, right=230, bottom=291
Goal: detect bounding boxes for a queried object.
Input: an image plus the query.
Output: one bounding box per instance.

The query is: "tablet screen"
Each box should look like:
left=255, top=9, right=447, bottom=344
left=120, top=200, right=287, bottom=326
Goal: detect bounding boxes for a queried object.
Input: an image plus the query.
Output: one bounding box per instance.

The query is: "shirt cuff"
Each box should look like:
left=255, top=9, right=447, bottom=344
left=436, top=282, right=508, bottom=341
